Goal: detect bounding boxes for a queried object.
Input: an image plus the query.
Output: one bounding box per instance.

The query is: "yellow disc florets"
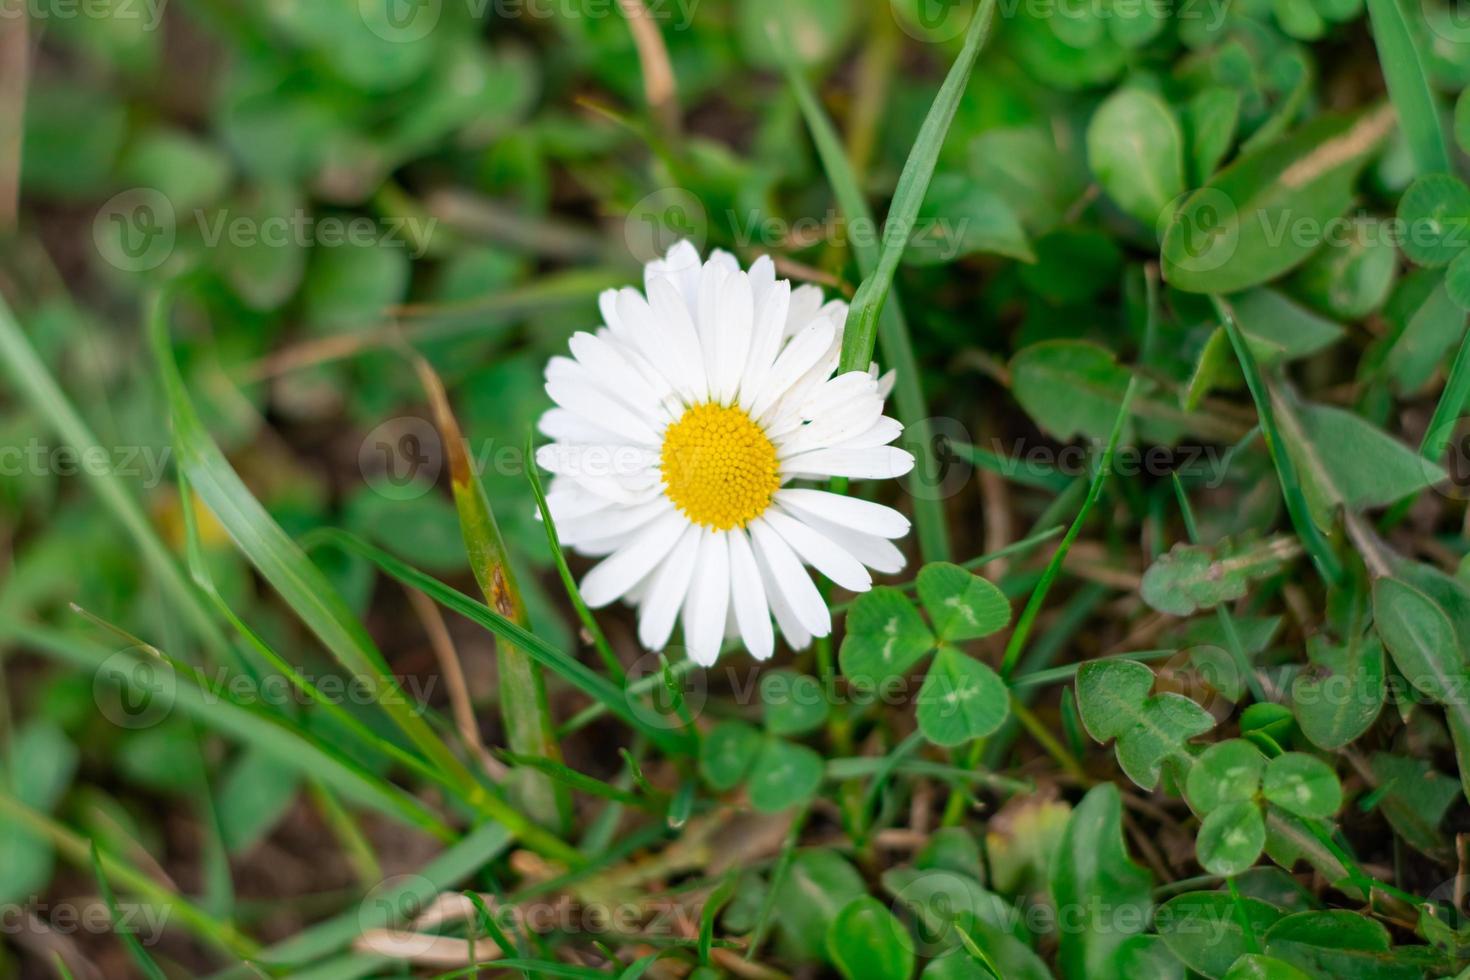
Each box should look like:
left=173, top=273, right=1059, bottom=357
left=660, top=402, right=780, bottom=531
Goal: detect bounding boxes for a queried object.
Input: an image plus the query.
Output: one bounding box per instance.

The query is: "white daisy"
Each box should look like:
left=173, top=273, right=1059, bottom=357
left=535, top=240, right=915, bottom=666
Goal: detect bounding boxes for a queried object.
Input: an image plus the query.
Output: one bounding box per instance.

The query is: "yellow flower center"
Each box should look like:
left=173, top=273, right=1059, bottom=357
left=660, top=402, right=780, bottom=531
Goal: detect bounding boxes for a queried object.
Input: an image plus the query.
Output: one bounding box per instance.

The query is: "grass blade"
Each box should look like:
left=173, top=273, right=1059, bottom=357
left=90, top=841, right=169, bottom=980
left=779, top=36, right=955, bottom=561
left=306, top=528, right=696, bottom=757
left=1365, top=0, right=1450, bottom=176
left=0, top=293, right=231, bottom=662
left=1421, top=333, right=1470, bottom=461
left=836, top=0, right=997, bottom=375
left=411, top=353, right=569, bottom=830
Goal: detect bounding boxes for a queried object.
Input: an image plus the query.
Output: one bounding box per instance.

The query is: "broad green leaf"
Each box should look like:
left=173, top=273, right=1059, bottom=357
left=1050, top=784, right=1153, bottom=980
left=827, top=896, right=915, bottom=980
left=1447, top=248, right=1470, bottom=309
left=839, top=588, right=936, bottom=686
left=303, top=238, right=411, bottom=332
left=1384, top=271, right=1465, bottom=393
left=773, top=851, right=867, bottom=964
left=1162, top=109, right=1394, bottom=293
left=916, top=563, right=1011, bottom=641
left=1263, top=910, right=1430, bottom=979
left=1275, top=397, right=1446, bottom=526
left=1076, top=660, right=1155, bottom=741
left=1261, top=754, right=1342, bottom=819
left=700, top=721, right=762, bottom=792
left=1291, top=631, right=1386, bottom=750
left=761, top=669, right=830, bottom=737
left=1086, top=88, right=1186, bottom=226
left=212, top=184, right=308, bottom=312
left=217, top=749, right=300, bottom=854
left=1114, top=695, right=1217, bottom=790
left=1396, top=173, right=1470, bottom=268
left=1372, top=576, right=1466, bottom=703
left=1229, top=288, right=1345, bottom=363
left=1184, top=88, right=1243, bottom=186
left=916, top=649, right=1010, bottom=746
left=1223, top=954, right=1313, bottom=980
left=1196, top=800, right=1266, bottom=876
left=906, top=175, right=1033, bottom=266
left=968, top=126, right=1081, bottom=233
left=1369, top=753, right=1459, bottom=859
left=1187, top=739, right=1266, bottom=813
left=1141, top=538, right=1296, bottom=616
left=1157, top=892, right=1284, bottom=979
left=747, top=738, right=823, bottom=814
left=1289, top=216, right=1398, bottom=319
left=1010, top=341, right=1131, bottom=442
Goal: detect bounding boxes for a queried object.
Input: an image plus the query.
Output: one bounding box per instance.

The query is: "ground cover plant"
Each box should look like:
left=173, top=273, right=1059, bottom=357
left=3, top=0, right=1470, bottom=976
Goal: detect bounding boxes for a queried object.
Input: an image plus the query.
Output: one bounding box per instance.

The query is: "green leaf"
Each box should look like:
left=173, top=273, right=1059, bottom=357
left=916, top=563, right=1011, bottom=641
left=1222, top=954, right=1314, bottom=980
left=1157, top=892, right=1284, bottom=979
left=700, top=721, right=762, bottom=792
left=1076, top=659, right=1156, bottom=740
left=737, top=0, right=856, bottom=67
left=747, top=738, right=824, bottom=814
left=1383, top=271, right=1465, bottom=393
left=1262, top=754, right=1342, bottom=819
left=906, top=175, right=1033, bottom=266
left=1263, top=910, right=1428, bottom=979
left=1289, top=216, right=1398, bottom=319
left=1196, top=800, right=1266, bottom=876
left=839, top=588, right=936, bottom=686
left=761, top=669, right=830, bottom=737
left=773, top=851, right=867, bottom=964
left=1446, top=248, right=1470, bottom=310
left=217, top=749, right=300, bottom=854
left=1162, top=109, right=1394, bottom=293
left=1275, top=396, right=1446, bottom=526
left=1291, top=630, right=1386, bottom=750
left=1229, top=288, right=1346, bottom=363
left=917, top=649, right=1010, bottom=747
left=1077, top=660, right=1216, bottom=789
left=827, top=896, right=916, bottom=980
left=1141, top=539, right=1296, bottom=616
left=1086, top=88, right=1186, bottom=226
left=0, top=721, right=78, bottom=905
left=1371, top=576, right=1467, bottom=704
left=1184, top=88, right=1243, bottom=186
left=1010, top=341, right=1132, bottom=442
left=1187, top=739, right=1266, bottom=813
left=1396, top=173, right=1470, bottom=268
left=1369, top=753, right=1460, bottom=859
left=1050, top=784, right=1153, bottom=980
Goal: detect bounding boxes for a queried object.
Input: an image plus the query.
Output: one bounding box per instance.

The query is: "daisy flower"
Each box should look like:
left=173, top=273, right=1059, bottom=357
left=535, top=240, right=915, bottom=666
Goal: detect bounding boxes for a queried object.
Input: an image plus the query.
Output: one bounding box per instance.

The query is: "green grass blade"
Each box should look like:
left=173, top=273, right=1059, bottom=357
left=1212, top=295, right=1344, bottom=585
left=779, top=37, right=952, bottom=561
left=1000, top=376, right=1140, bottom=678
left=0, top=792, right=260, bottom=961
left=90, top=841, right=170, bottom=980
left=306, top=528, right=695, bottom=757
left=1365, top=0, right=1450, bottom=176
left=6, top=619, right=457, bottom=840
left=1422, top=333, right=1470, bottom=461
left=411, top=355, right=569, bottom=829
left=0, top=293, right=231, bottom=662
left=146, top=290, right=554, bottom=845
left=836, top=0, right=997, bottom=375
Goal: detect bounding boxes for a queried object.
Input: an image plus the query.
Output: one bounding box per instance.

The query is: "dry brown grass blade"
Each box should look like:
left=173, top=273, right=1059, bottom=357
left=616, top=0, right=681, bottom=145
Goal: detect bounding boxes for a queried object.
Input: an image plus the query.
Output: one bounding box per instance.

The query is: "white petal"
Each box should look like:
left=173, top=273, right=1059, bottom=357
left=739, top=278, right=789, bottom=412
left=748, top=518, right=831, bottom=638
left=579, top=510, right=687, bottom=607
left=753, top=540, right=811, bottom=650
left=648, top=275, right=708, bottom=402
left=749, top=318, right=836, bottom=421
left=615, top=287, right=686, bottom=395
left=682, top=530, right=730, bottom=666
left=637, top=522, right=702, bottom=650
left=761, top=508, right=871, bottom=593
left=784, top=284, right=825, bottom=338
left=695, top=260, right=727, bottom=400
left=786, top=509, right=907, bottom=575
left=727, top=529, right=774, bottom=661
left=567, top=332, right=671, bottom=423
left=715, top=271, right=754, bottom=404
left=830, top=416, right=904, bottom=450
left=780, top=446, right=915, bottom=480
left=537, top=407, right=627, bottom=445
left=774, top=489, right=911, bottom=539
left=747, top=254, right=777, bottom=310
left=556, top=497, right=672, bottom=547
